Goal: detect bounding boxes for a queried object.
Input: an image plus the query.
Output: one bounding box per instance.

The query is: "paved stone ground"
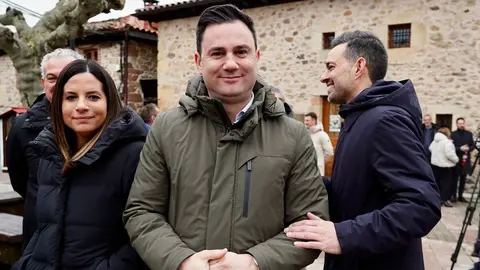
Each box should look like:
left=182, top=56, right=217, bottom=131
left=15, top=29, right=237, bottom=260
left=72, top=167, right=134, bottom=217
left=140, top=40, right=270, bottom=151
left=2, top=172, right=480, bottom=270
left=0, top=172, right=13, bottom=193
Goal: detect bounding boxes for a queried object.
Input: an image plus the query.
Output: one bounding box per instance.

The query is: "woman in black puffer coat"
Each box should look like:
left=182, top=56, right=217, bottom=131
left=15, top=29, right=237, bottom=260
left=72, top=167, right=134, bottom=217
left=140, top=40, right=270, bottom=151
left=13, top=59, right=148, bottom=270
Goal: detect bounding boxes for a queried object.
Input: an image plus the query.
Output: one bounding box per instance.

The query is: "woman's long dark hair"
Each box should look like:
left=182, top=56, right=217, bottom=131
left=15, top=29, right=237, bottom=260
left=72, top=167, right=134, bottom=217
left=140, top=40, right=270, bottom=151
left=51, top=59, right=123, bottom=173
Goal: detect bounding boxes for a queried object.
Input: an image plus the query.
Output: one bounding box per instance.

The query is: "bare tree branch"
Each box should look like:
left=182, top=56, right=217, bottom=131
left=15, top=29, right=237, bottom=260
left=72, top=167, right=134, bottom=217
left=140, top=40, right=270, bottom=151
left=0, top=24, right=38, bottom=107
left=35, top=0, right=125, bottom=53
left=35, top=0, right=124, bottom=37
left=33, top=0, right=77, bottom=33
left=0, top=7, right=31, bottom=37
left=0, top=24, right=22, bottom=55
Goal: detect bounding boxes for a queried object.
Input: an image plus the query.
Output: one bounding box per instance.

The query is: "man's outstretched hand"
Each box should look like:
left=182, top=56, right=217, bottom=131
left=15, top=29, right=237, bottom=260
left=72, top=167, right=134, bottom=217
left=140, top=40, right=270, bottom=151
left=285, top=212, right=342, bottom=255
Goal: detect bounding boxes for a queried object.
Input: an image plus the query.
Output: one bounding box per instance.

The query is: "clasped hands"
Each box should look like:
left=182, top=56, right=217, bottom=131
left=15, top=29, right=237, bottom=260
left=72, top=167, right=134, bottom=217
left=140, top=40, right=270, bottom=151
left=179, top=248, right=259, bottom=270
left=179, top=212, right=341, bottom=269
left=460, top=144, right=469, bottom=152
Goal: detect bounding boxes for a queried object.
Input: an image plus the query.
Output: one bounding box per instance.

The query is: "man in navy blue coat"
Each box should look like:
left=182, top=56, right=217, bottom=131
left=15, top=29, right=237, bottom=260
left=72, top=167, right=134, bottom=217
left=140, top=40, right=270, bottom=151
left=285, top=30, right=441, bottom=270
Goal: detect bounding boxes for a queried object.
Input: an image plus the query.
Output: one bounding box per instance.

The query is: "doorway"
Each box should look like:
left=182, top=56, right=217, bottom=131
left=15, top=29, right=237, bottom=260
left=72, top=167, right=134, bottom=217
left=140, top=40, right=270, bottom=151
left=321, top=96, right=341, bottom=177
left=436, top=114, right=453, bottom=130
left=140, top=79, right=158, bottom=105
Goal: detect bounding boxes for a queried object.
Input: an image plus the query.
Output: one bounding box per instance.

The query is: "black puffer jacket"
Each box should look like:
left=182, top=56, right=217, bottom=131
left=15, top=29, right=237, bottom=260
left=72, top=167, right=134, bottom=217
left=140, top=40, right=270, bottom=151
left=6, top=94, right=50, bottom=249
left=13, top=108, right=148, bottom=270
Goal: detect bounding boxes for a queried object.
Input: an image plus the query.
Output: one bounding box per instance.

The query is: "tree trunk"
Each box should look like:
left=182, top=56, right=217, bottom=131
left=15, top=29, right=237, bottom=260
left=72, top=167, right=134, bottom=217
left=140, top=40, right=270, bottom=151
left=11, top=46, right=42, bottom=106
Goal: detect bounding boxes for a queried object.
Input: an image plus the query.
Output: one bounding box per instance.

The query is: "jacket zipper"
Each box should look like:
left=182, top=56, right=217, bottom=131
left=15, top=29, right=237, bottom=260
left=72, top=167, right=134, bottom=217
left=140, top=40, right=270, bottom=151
left=243, top=160, right=252, bottom=217
left=229, top=144, right=240, bottom=250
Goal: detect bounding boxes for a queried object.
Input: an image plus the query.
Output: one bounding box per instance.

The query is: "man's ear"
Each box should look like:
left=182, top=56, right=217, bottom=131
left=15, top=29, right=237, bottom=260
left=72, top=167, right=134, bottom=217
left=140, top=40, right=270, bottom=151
left=354, top=57, right=367, bottom=79
left=41, top=77, right=46, bottom=92
left=194, top=52, right=202, bottom=71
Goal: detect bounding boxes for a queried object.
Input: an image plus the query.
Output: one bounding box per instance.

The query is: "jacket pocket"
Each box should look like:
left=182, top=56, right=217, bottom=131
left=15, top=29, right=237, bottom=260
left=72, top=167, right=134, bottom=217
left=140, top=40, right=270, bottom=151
left=243, top=160, right=252, bottom=217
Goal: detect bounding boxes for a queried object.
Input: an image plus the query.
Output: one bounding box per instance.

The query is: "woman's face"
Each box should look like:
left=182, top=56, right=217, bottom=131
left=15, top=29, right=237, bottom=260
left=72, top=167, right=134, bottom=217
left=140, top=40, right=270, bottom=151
left=62, top=72, right=107, bottom=143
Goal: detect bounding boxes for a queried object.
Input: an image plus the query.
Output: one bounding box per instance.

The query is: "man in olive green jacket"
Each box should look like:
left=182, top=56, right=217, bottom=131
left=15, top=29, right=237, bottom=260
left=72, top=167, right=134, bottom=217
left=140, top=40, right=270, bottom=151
left=123, top=4, right=329, bottom=270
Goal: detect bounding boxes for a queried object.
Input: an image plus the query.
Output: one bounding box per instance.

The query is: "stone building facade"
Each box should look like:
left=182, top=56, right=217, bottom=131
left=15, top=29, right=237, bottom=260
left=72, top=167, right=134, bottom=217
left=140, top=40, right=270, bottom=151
left=136, top=0, right=480, bottom=131
left=75, top=40, right=158, bottom=110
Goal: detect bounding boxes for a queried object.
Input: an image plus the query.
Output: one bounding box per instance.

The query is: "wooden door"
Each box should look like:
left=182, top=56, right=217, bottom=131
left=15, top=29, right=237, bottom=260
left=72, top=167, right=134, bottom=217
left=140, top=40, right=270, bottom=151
left=436, top=114, right=452, bottom=130
left=321, top=97, right=341, bottom=177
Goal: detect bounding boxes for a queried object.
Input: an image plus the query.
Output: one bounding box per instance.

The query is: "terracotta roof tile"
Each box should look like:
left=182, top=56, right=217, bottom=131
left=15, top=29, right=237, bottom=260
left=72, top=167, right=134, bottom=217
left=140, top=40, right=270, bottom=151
left=0, top=106, right=27, bottom=118
left=84, top=15, right=158, bottom=34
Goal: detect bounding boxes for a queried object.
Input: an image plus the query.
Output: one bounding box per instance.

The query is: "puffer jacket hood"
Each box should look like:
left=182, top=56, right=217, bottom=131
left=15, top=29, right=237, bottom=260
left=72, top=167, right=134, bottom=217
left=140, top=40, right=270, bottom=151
left=180, top=74, right=284, bottom=117
left=257, top=77, right=296, bottom=119
left=340, top=79, right=422, bottom=127
left=283, top=102, right=295, bottom=118
left=434, top=132, right=449, bottom=142
left=22, top=93, right=50, bottom=130
left=179, top=74, right=286, bottom=140
left=309, top=123, right=325, bottom=134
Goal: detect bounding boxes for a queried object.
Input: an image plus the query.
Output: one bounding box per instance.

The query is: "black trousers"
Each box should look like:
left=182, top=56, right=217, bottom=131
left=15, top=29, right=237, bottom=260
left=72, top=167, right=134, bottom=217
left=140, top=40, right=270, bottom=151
left=432, top=165, right=453, bottom=202
left=452, top=165, right=467, bottom=199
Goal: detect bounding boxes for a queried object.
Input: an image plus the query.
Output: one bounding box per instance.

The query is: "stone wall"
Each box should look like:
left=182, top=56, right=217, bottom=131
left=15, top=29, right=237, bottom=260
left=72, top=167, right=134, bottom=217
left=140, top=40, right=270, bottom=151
left=156, top=0, right=480, bottom=131
left=0, top=55, right=21, bottom=114
left=127, top=41, right=158, bottom=110
left=78, top=41, right=157, bottom=110
left=77, top=43, right=123, bottom=88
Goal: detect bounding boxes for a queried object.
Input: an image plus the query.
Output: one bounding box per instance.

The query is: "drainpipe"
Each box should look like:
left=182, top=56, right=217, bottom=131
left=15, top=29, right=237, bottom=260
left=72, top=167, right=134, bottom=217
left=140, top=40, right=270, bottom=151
left=123, top=29, right=129, bottom=105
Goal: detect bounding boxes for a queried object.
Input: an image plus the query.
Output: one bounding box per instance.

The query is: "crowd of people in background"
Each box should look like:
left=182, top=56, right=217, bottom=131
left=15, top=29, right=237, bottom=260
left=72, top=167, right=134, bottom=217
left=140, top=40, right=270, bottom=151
left=422, top=115, right=480, bottom=270
left=423, top=115, right=475, bottom=208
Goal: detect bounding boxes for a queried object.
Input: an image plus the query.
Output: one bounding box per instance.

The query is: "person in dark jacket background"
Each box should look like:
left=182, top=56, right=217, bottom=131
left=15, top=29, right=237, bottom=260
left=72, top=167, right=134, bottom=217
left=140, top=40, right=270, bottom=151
left=285, top=30, right=441, bottom=270
left=451, top=117, right=474, bottom=203
left=421, top=114, right=437, bottom=161
left=6, top=48, right=84, bottom=250
left=12, top=59, right=147, bottom=270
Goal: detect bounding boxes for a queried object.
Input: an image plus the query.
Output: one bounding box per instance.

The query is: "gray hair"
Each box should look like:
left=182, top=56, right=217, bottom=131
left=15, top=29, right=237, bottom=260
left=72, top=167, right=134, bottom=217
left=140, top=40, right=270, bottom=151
left=40, top=48, right=84, bottom=78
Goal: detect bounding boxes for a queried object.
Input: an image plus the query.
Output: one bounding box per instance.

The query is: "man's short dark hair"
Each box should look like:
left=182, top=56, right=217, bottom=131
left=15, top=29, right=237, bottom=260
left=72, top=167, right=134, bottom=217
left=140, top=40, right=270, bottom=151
left=196, top=4, right=257, bottom=54
left=305, top=112, right=318, bottom=121
left=331, top=30, right=388, bottom=82
left=457, top=117, right=465, bottom=123
left=139, top=103, right=159, bottom=123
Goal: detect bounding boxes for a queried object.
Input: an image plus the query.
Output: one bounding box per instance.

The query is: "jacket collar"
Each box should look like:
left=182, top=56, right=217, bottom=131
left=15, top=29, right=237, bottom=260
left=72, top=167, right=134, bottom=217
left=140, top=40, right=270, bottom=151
left=234, top=92, right=254, bottom=123
left=179, top=74, right=285, bottom=141
left=22, top=94, right=50, bottom=130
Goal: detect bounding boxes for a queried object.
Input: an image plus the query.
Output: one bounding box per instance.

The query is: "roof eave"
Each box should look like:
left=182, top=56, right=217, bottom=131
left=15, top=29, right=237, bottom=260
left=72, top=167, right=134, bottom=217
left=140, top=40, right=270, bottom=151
left=133, top=0, right=302, bottom=22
